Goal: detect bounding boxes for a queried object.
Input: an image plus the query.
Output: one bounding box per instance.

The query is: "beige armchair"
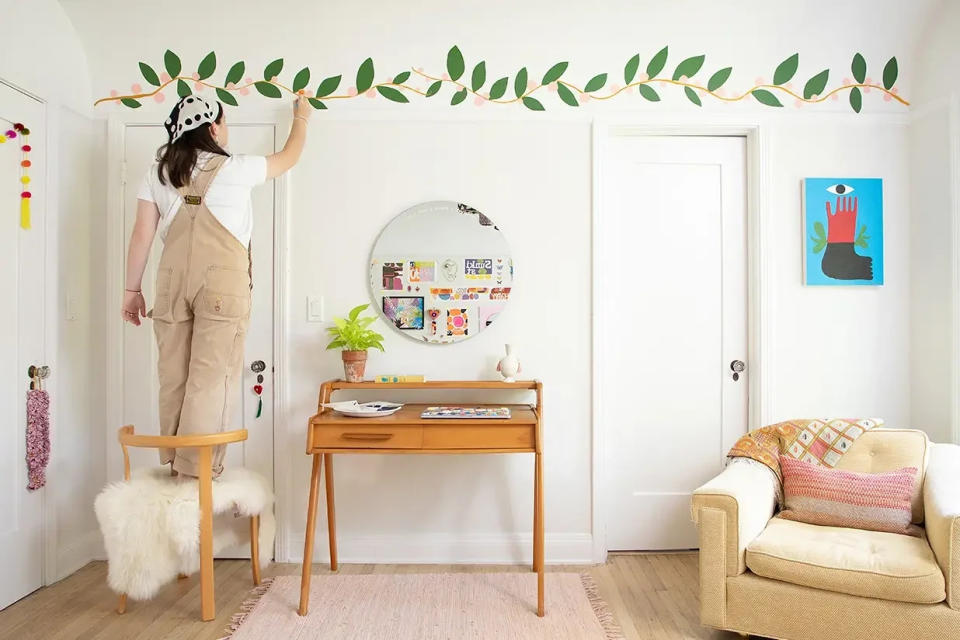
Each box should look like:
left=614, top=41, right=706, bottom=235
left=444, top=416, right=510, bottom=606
left=691, top=429, right=960, bottom=639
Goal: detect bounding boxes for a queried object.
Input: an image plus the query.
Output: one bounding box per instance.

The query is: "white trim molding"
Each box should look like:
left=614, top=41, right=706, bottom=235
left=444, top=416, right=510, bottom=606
left=950, top=92, right=960, bottom=445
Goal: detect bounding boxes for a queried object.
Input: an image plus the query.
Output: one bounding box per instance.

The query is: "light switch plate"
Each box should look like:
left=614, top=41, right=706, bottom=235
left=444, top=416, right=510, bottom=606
left=307, top=295, right=324, bottom=322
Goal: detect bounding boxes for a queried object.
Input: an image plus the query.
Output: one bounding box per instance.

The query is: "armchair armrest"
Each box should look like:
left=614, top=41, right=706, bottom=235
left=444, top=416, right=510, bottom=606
left=924, top=443, right=960, bottom=610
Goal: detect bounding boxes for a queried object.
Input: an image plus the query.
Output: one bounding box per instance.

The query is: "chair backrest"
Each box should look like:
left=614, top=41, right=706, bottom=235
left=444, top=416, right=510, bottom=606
left=116, top=425, right=248, bottom=481
left=835, top=428, right=930, bottom=523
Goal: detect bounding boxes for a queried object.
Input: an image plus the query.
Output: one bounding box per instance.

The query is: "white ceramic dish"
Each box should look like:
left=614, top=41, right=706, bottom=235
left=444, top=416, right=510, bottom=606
left=322, top=400, right=403, bottom=418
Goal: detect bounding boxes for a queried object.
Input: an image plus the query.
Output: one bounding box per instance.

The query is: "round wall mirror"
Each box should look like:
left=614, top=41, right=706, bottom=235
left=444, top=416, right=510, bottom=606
left=369, top=200, right=514, bottom=344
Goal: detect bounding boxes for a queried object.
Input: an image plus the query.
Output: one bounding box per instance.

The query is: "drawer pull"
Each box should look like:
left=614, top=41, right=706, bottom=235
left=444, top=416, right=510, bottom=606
left=341, top=433, right=394, bottom=441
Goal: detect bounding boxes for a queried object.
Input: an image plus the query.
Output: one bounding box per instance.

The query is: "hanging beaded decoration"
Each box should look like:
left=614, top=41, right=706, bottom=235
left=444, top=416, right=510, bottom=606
left=0, top=121, right=32, bottom=229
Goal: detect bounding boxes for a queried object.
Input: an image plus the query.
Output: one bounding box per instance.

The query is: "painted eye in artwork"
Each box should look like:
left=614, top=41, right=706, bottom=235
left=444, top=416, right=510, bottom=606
left=826, top=183, right=855, bottom=195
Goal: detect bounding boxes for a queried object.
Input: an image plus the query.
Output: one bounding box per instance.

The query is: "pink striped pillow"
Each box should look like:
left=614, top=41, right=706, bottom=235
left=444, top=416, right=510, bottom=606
left=778, top=455, right=920, bottom=536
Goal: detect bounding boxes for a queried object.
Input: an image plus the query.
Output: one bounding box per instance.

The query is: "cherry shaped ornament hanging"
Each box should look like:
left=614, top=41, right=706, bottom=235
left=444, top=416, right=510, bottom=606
left=253, top=374, right=264, bottom=418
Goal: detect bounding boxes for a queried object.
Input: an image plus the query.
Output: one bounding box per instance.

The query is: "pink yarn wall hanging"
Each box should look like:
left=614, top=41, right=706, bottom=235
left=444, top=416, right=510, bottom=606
left=26, top=389, right=50, bottom=490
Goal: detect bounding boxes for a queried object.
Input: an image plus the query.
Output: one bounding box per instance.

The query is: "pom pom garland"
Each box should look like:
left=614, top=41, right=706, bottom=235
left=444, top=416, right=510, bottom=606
left=2, top=118, right=34, bottom=229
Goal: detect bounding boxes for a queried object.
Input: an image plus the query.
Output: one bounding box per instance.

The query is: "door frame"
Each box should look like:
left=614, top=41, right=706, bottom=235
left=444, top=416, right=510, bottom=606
left=104, top=108, right=291, bottom=561
left=591, top=118, right=772, bottom=562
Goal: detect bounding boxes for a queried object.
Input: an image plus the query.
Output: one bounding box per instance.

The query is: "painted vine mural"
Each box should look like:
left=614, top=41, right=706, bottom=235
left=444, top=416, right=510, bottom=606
left=95, top=46, right=907, bottom=112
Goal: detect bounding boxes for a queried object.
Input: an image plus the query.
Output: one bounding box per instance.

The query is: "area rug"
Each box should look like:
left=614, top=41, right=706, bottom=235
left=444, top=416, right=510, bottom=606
left=221, top=573, right=624, bottom=639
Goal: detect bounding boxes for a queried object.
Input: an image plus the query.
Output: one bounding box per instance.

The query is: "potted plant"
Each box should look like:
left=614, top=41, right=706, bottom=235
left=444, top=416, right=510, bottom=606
left=326, top=304, right=385, bottom=382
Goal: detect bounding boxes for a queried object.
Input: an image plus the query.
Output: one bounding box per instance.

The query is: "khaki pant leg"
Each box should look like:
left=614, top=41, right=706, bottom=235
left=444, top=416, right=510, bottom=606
left=152, top=271, right=192, bottom=466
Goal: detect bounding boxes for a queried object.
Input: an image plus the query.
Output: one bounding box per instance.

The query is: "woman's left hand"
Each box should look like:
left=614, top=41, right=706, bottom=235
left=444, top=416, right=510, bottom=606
left=122, top=291, right=146, bottom=326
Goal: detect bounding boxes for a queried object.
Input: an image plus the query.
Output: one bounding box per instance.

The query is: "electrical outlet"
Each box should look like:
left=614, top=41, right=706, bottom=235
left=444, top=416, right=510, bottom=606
left=307, top=295, right=324, bottom=322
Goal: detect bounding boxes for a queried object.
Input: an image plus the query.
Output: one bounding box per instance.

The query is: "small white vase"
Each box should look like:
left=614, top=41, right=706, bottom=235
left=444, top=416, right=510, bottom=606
left=497, top=344, right=521, bottom=382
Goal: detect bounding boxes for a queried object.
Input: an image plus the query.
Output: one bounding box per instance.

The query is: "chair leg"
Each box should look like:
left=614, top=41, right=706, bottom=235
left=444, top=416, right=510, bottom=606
left=250, top=514, right=261, bottom=586
left=198, top=448, right=216, bottom=622
left=177, top=573, right=189, bottom=581
left=116, top=593, right=127, bottom=614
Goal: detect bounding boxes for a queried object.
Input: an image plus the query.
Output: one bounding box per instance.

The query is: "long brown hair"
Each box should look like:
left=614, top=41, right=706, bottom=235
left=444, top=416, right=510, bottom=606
left=156, top=101, right=228, bottom=188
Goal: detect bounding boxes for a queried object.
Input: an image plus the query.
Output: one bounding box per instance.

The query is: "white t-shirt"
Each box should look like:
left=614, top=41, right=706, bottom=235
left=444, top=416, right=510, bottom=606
left=137, top=151, right=267, bottom=247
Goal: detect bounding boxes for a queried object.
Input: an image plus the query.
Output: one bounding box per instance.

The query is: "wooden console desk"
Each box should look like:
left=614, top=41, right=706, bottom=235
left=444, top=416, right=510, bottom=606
left=298, top=379, right=545, bottom=617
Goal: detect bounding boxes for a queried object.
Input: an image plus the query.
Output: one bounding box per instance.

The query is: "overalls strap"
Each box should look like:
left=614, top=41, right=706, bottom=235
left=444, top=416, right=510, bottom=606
left=176, top=154, right=229, bottom=206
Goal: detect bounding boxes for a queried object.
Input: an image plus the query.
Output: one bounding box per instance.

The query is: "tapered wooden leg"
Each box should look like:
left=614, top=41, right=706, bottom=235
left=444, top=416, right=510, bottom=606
left=299, top=454, right=323, bottom=616
left=250, top=514, right=261, bottom=586
left=533, top=454, right=541, bottom=573
left=116, top=593, right=127, bottom=614
left=198, top=447, right=216, bottom=622
left=535, top=452, right=544, bottom=617
left=324, top=453, right=338, bottom=572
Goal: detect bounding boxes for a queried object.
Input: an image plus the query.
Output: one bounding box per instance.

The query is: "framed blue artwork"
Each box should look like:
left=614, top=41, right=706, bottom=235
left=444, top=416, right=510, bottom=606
left=803, top=177, right=884, bottom=286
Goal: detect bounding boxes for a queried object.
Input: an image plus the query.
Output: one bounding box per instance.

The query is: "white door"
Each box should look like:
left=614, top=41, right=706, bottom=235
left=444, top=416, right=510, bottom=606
left=120, top=123, right=276, bottom=557
left=600, top=135, right=747, bottom=551
left=0, top=84, right=46, bottom=607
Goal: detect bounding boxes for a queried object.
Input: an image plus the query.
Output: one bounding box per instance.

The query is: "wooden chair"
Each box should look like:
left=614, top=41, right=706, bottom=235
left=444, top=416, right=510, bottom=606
left=113, top=425, right=261, bottom=621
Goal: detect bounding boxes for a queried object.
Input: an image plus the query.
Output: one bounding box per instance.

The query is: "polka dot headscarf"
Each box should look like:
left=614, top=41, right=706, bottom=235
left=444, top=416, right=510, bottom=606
left=165, top=95, right=219, bottom=143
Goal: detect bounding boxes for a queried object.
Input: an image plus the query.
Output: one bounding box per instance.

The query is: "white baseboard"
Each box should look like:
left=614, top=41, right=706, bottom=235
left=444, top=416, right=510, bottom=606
left=54, top=530, right=104, bottom=582
left=284, top=532, right=594, bottom=565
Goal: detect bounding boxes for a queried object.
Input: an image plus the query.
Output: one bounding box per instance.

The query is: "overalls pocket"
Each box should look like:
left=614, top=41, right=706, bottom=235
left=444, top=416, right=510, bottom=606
left=149, top=267, right=175, bottom=321
left=198, top=265, right=251, bottom=320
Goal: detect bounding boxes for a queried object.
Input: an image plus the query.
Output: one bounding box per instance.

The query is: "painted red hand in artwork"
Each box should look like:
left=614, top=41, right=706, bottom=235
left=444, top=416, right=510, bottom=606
left=825, top=196, right=858, bottom=242
left=821, top=195, right=872, bottom=280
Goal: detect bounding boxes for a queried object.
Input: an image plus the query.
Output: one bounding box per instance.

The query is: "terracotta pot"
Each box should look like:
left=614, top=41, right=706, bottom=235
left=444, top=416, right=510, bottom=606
left=341, top=350, right=368, bottom=382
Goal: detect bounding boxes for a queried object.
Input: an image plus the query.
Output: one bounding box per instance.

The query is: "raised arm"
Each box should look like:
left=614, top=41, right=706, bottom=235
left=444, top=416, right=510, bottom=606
left=924, top=442, right=960, bottom=610
left=266, top=96, right=312, bottom=179
left=121, top=199, right=160, bottom=326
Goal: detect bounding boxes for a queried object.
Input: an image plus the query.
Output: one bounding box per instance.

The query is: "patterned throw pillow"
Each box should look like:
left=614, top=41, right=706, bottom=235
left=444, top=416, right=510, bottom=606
left=778, top=455, right=920, bottom=536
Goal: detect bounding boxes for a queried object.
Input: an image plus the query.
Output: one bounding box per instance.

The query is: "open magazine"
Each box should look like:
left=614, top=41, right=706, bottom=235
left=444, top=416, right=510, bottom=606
left=420, top=406, right=512, bottom=419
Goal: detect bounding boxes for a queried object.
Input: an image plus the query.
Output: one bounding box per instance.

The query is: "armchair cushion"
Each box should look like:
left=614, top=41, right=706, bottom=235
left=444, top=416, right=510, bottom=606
left=923, top=442, right=960, bottom=610
left=745, top=518, right=945, bottom=604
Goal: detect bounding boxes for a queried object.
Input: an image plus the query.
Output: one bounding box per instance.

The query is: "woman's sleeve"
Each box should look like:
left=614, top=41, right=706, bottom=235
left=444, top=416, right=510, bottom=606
left=234, top=154, right=268, bottom=187
left=137, top=166, right=156, bottom=202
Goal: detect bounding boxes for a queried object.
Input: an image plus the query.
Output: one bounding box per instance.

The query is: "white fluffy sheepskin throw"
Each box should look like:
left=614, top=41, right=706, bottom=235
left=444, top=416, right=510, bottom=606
left=94, top=467, right=275, bottom=601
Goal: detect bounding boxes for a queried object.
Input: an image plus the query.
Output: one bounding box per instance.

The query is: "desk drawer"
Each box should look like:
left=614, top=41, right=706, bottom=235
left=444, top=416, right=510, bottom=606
left=423, top=425, right=535, bottom=450
left=313, top=425, right=423, bottom=449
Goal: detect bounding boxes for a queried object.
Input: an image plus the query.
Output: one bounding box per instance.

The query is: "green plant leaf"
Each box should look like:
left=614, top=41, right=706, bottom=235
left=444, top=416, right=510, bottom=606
left=488, top=77, right=508, bottom=100
left=197, top=51, right=217, bottom=80
left=803, top=69, right=830, bottom=99
left=358, top=316, right=376, bottom=328
left=316, top=75, right=341, bottom=97
left=216, top=88, right=238, bottom=106
left=255, top=81, right=282, bottom=98
left=514, top=67, right=528, bottom=98
left=263, top=58, right=284, bottom=81
left=426, top=80, right=443, bottom=97
left=638, top=84, right=660, bottom=101
left=646, top=46, right=668, bottom=78
left=326, top=339, right=346, bottom=350
left=851, top=53, right=866, bottom=84
left=684, top=86, right=702, bottom=106
left=393, top=71, right=410, bottom=84
left=376, top=86, right=408, bottom=103
left=882, top=57, right=898, bottom=90
left=139, top=62, right=161, bottom=87
left=348, top=304, right=367, bottom=321
left=849, top=86, right=862, bottom=113
left=333, top=316, right=346, bottom=330
left=447, top=46, right=465, bottom=81
left=672, top=55, right=705, bottom=81
left=542, top=61, right=568, bottom=85
left=177, top=79, right=191, bottom=97
left=773, top=53, right=799, bottom=85
left=707, top=67, right=732, bottom=91
left=451, top=87, right=467, bottom=105
left=585, top=73, right=607, bottom=93
left=164, top=50, right=182, bottom=77
left=624, top=54, right=640, bottom=84
left=471, top=61, right=486, bottom=91
left=225, top=61, right=245, bottom=86
left=356, top=57, right=374, bottom=93
left=522, top=96, right=545, bottom=111
left=557, top=83, right=579, bottom=106
left=292, top=67, right=311, bottom=92
left=751, top=89, right=783, bottom=107
left=308, top=98, right=327, bottom=109
left=121, top=98, right=142, bottom=108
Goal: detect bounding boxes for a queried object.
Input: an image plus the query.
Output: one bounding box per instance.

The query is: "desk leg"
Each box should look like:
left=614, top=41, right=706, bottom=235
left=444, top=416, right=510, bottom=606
left=535, top=451, right=544, bottom=617
left=533, top=454, right=540, bottom=573
left=299, top=453, right=323, bottom=616
left=324, top=453, right=338, bottom=571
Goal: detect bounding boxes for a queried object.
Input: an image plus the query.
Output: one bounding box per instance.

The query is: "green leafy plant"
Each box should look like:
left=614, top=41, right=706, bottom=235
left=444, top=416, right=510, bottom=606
left=325, top=304, right=385, bottom=352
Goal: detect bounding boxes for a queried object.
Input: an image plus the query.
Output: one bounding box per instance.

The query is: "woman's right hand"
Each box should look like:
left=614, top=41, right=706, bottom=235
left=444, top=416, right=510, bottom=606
left=294, top=95, right=312, bottom=122
left=122, top=290, right=146, bottom=326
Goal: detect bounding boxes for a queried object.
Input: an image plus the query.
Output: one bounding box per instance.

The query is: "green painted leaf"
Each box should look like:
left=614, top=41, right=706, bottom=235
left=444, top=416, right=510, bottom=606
left=197, top=51, right=216, bottom=80
left=177, top=79, right=191, bottom=97
left=851, top=53, right=866, bottom=84
left=707, top=67, right=732, bottom=91
left=316, top=75, right=341, bottom=97
left=121, top=98, right=142, bottom=108
left=471, top=61, right=486, bottom=91
left=263, top=58, right=284, bottom=81
left=139, top=62, right=161, bottom=87
left=624, top=54, right=640, bottom=84
left=308, top=98, right=327, bottom=109
left=522, top=96, right=545, bottom=111
left=557, top=82, right=579, bottom=106
left=292, top=67, right=311, bottom=93
left=488, top=77, right=508, bottom=100
left=803, top=69, right=830, bottom=99
left=356, top=58, right=374, bottom=93
left=255, top=81, right=282, bottom=98
left=393, top=71, right=410, bottom=84
left=646, top=46, right=668, bottom=78
left=451, top=87, right=467, bottom=105
left=673, top=55, right=705, bottom=81
left=883, top=57, right=898, bottom=90
left=447, top=46, right=465, bottom=81
left=814, top=221, right=826, bottom=239
left=849, top=86, right=862, bottom=113
left=585, top=73, right=607, bottom=93
left=638, top=84, right=660, bottom=101
left=773, top=53, right=799, bottom=85
left=514, top=67, right=528, bottom=98
left=811, top=238, right=827, bottom=254
left=164, top=50, right=182, bottom=77
left=751, top=89, right=783, bottom=107
left=684, top=86, right=702, bottom=106
left=216, top=88, right=238, bottom=106
left=542, top=62, right=568, bottom=85
left=376, top=86, right=409, bottom=103
left=225, top=61, right=245, bottom=86
left=426, top=80, right=443, bottom=97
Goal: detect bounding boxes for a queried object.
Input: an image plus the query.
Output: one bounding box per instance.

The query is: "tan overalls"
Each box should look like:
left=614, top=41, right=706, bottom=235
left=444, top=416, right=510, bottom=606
left=150, top=155, right=250, bottom=477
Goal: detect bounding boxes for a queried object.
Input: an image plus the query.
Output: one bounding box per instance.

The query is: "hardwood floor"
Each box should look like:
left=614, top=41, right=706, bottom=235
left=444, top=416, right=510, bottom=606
left=0, top=553, right=740, bottom=640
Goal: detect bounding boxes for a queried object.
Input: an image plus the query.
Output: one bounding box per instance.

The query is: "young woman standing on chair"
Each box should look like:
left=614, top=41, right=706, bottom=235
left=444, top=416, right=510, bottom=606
left=121, top=95, right=311, bottom=477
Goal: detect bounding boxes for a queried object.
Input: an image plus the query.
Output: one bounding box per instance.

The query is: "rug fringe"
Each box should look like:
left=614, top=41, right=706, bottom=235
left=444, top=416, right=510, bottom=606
left=580, top=573, right=626, bottom=640
left=216, top=577, right=275, bottom=640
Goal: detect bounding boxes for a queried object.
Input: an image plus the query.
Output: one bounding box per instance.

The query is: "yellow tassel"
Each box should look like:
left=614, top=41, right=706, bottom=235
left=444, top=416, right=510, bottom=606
left=20, top=197, right=30, bottom=229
